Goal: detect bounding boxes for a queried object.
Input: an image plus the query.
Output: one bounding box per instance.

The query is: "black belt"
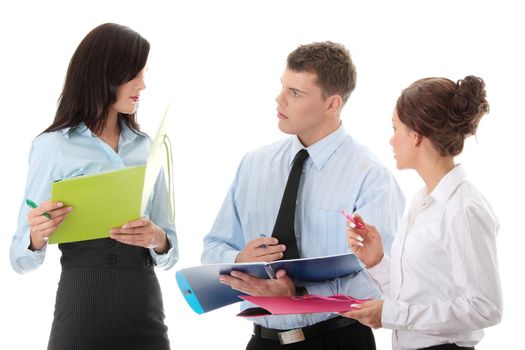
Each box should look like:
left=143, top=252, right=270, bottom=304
left=419, top=344, right=474, bottom=350
left=253, top=316, right=357, bottom=345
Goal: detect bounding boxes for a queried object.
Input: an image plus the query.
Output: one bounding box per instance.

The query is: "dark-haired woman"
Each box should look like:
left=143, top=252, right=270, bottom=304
left=341, top=76, right=502, bottom=350
left=10, top=23, right=178, bottom=350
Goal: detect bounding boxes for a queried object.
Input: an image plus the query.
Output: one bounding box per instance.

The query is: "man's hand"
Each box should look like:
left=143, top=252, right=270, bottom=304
left=235, top=236, right=286, bottom=263
left=219, top=269, right=295, bottom=297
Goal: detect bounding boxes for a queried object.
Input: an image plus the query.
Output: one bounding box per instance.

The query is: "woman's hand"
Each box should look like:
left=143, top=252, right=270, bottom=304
left=28, top=201, right=72, bottom=251
left=340, top=300, right=384, bottom=329
left=347, top=219, right=384, bottom=268
left=110, top=218, right=169, bottom=254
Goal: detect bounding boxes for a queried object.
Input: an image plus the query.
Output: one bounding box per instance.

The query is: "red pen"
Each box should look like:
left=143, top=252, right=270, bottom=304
left=341, top=210, right=364, bottom=229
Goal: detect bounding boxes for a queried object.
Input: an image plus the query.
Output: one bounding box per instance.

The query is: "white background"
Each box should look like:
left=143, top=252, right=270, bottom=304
left=1, top=0, right=523, bottom=348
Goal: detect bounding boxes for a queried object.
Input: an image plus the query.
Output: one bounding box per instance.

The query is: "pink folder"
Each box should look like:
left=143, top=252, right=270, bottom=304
left=237, top=294, right=368, bottom=317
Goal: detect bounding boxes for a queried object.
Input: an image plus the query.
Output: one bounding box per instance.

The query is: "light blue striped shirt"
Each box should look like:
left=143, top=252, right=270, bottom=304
left=10, top=121, right=179, bottom=273
left=202, top=124, right=405, bottom=329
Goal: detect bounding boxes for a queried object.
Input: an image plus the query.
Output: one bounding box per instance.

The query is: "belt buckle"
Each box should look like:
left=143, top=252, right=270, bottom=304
left=277, top=328, right=305, bottom=345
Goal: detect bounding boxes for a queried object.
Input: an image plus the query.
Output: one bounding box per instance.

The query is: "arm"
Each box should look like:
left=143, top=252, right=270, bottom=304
left=111, top=169, right=179, bottom=269
left=147, top=169, right=178, bottom=269
left=201, top=155, right=286, bottom=264
left=381, top=205, right=503, bottom=332
left=10, top=136, right=60, bottom=273
left=201, top=173, right=246, bottom=264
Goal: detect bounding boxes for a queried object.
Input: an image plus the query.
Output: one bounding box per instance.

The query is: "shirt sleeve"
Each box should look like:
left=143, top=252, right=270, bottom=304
left=381, top=204, right=503, bottom=332
left=366, top=254, right=392, bottom=295
left=355, top=165, right=405, bottom=256
left=302, top=165, right=404, bottom=298
left=147, top=168, right=179, bottom=269
left=201, top=156, right=247, bottom=264
left=10, top=135, right=59, bottom=274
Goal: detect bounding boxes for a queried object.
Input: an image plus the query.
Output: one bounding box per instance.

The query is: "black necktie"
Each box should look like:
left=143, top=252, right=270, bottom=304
left=272, top=149, right=309, bottom=260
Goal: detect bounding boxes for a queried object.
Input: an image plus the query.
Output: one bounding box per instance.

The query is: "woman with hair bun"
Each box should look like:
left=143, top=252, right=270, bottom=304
left=341, top=76, right=502, bottom=350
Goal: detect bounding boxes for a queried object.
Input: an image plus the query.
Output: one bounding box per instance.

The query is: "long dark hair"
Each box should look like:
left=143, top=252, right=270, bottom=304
left=44, top=23, right=150, bottom=134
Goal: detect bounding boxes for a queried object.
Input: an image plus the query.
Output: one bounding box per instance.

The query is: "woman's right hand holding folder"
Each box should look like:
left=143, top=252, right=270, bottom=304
left=28, top=200, right=72, bottom=251
left=344, top=212, right=384, bottom=269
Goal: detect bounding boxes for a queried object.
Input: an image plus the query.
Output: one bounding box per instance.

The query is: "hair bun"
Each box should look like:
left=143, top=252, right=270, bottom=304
left=448, top=75, right=489, bottom=136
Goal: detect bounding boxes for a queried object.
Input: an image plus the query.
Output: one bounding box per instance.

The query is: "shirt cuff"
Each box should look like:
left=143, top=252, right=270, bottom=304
left=149, top=234, right=176, bottom=265
left=224, top=249, right=242, bottom=264
left=366, top=254, right=391, bottom=279
left=381, top=297, right=409, bottom=330
left=302, top=282, right=332, bottom=296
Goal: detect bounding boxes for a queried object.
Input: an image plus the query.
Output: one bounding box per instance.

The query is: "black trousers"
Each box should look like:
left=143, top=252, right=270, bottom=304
left=47, top=239, right=170, bottom=350
left=247, top=321, right=376, bottom=350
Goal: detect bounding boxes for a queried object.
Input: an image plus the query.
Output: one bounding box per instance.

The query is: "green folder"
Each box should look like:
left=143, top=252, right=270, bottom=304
left=49, top=104, right=173, bottom=244
left=49, top=166, right=146, bottom=244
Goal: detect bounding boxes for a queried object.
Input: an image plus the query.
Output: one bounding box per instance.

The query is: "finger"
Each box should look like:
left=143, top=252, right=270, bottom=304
left=248, top=252, right=284, bottom=263
left=219, top=274, right=253, bottom=294
left=30, top=214, right=55, bottom=226
left=37, top=201, right=64, bottom=215
left=347, top=231, right=365, bottom=243
left=112, top=233, right=148, bottom=246
left=38, top=226, right=60, bottom=239
left=46, top=206, right=73, bottom=219
left=30, top=207, right=70, bottom=226
left=229, top=270, right=258, bottom=283
left=32, top=213, right=68, bottom=232
left=263, top=251, right=284, bottom=261
left=255, top=244, right=286, bottom=257
left=349, top=239, right=364, bottom=250
left=345, top=308, right=366, bottom=319
left=110, top=227, right=144, bottom=235
left=121, top=218, right=149, bottom=229
left=248, top=237, right=279, bottom=249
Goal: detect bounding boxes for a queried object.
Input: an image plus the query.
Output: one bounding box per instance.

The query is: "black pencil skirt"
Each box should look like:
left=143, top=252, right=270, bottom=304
left=47, top=238, right=170, bottom=350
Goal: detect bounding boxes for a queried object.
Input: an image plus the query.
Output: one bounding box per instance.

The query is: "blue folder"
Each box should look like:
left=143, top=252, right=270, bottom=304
left=176, top=252, right=363, bottom=314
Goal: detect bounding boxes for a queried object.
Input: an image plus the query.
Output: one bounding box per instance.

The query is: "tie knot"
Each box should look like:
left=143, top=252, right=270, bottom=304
left=293, top=149, right=309, bottom=165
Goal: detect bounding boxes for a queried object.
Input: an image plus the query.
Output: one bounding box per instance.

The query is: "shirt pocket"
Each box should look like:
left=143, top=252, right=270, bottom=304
left=301, top=206, right=349, bottom=257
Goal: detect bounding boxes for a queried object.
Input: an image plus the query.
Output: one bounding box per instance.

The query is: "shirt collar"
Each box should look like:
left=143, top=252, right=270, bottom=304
left=61, top=123, right=92, bottom=139
left=290, top=123, right=347, bottom=170
left=60, top=119, right=140, bottom=144
left=429, top=164, right=467, bottom=206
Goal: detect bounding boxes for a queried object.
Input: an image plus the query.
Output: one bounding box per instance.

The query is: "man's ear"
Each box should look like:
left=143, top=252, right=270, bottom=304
left=325, top=95, right=343, bottom=115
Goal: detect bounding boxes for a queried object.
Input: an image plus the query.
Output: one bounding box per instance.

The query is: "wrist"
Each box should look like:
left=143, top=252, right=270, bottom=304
left=152, top=228, right=169, bottom=254
left=367, top=253, right=384, bottom=269
left=28, top=234, right=46, bottom=252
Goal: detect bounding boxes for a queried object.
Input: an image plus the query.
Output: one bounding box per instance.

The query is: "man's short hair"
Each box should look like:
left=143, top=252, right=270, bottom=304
left=287, top=41, right=356, bottom=104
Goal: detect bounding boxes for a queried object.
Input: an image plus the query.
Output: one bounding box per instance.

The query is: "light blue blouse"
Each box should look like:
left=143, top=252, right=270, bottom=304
left=202, top=124, right=405, bottom=329
left=10, top=121, right=178, bottom=273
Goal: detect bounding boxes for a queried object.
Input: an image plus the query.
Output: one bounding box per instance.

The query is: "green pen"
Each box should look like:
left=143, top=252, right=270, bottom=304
left=25, top=199, right=51, bottom=219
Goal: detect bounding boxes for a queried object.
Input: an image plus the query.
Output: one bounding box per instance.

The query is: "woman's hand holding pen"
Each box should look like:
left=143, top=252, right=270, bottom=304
left=110, top=218, right=169, bottom=254
left=347, top=216, right=384, bottom=269
left=28, top=201, right=72, bottom=251
left=235, top=236, right=286, bottom=263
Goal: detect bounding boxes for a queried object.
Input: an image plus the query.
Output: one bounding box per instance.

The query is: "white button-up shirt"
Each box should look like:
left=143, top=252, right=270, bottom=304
left=368, top=164, right=502, bottom=349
